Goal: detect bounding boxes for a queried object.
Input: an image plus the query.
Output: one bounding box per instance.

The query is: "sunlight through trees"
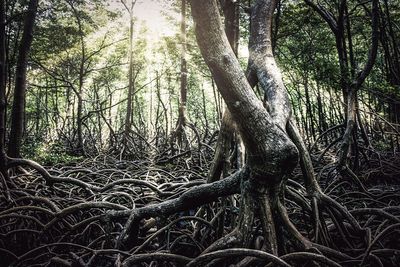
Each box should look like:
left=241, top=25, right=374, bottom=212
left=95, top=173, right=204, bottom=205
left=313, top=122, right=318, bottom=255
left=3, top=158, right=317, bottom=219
left=1, top=0, right=400, bottom=266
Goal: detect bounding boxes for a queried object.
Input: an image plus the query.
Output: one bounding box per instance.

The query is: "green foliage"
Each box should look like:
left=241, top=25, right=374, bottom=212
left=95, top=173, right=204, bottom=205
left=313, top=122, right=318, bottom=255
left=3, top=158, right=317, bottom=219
left=22, top=141, right=83, bottom=165
left=4, top=0, right=399, bottom=163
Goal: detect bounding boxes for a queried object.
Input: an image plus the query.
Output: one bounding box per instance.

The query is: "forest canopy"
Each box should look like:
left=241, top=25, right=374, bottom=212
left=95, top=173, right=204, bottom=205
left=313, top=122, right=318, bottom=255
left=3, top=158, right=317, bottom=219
left=0, top=0, right=400, bottom=266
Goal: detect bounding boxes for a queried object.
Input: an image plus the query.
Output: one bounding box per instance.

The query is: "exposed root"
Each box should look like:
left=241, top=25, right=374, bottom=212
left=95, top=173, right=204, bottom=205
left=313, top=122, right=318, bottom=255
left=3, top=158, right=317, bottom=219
left=0, top=148, right=399, bottom=266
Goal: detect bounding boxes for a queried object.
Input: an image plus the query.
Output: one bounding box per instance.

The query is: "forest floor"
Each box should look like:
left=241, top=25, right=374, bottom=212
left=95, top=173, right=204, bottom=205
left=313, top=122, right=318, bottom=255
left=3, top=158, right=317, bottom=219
left=1, top=148, right=400, bottom=267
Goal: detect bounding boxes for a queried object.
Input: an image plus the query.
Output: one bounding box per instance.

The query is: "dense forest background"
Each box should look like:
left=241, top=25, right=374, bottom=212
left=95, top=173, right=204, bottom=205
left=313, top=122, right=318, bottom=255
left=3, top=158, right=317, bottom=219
left=1, top=0, right=400, bottom=266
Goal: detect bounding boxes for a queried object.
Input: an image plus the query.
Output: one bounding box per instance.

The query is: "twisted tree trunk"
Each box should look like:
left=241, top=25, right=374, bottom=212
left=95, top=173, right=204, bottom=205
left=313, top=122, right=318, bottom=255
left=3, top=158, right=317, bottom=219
left=191, top=0, right=299, bottom=253
left=116, top=2, right=366, bottom=262
left=207, top=0, right=240, bottom=183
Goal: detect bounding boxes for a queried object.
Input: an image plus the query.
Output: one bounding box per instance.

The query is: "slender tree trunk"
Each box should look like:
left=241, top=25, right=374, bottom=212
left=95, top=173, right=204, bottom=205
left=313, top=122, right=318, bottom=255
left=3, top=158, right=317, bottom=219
left=201, top=84, right=209, bottom=138
left=76, top=67, right=84, bottom=154
left=304, top=73, right=316, bottom=141
left=76, top=14, right=86, bottom=155
left=179, top=0, right=187, bottom=121
left=8, top=0, right=39, bottom=158
left=338, top=0, right=379, bottom=171
left=155, top=72, right=169, bottom=143
left=173, top=0, right=189, bottom=150
left=0, top=0, right=8, bottom=177
left=124, top=9, right=135, bottom=144
left=381, top=0, right=400, bottom=86
left=44, top=79, right=49, bottom=136
left=305, top=0, right=378, bottom=182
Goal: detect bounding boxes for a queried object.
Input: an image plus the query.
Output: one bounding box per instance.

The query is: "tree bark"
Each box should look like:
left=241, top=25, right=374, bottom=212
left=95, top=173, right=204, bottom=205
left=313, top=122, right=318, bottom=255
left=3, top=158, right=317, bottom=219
left=192, top=0, right=298, bottom=183
left=190, top=0, right=299, bottom=253
left=337, top=0, right=379, bottom=171
left=207, top=111, right=234, bottom=183
left=382, top=0, right=400, bottom=86
left=75, top=3, right=85, bottom=155
left=179, top=0, right=188, bottom=122
left=118, top=2, right=359, bottom=255
left=221, top=0, right=240, bottom=55
left=0, top=0, right=8, bottom=177
left=171, top=0, right=189, bottom=152
left=207, top=0, right=240, bottom=183
left=305, top=0, right=379, bottom=180
left=122, top=0, right=137, bottom=145
left=7, top=0, right=39, bottom=158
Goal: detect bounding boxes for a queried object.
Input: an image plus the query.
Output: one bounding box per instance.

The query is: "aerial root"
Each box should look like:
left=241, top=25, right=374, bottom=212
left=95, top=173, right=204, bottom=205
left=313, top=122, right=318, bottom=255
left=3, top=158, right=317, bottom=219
left=1, top=155, right=400, bottom=266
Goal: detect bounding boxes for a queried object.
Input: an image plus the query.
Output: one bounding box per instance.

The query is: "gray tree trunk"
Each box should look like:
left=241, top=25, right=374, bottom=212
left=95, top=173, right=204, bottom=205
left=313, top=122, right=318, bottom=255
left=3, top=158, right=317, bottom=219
left=191, top=0, right=299, bottom=253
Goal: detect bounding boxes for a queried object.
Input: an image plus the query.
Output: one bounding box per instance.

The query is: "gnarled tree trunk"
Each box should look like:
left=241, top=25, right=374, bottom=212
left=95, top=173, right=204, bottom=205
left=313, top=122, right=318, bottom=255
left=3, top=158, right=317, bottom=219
left=191, top=0, right=299, bottom=253
left=118, top=1, right=364, bottom=260
left=207, top=0, right=240, bottom=183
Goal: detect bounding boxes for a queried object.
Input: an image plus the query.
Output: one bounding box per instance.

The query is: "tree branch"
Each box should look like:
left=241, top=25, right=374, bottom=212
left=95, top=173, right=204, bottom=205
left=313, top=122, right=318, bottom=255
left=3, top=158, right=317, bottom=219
left=304, top=0, right=338, bottom=33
